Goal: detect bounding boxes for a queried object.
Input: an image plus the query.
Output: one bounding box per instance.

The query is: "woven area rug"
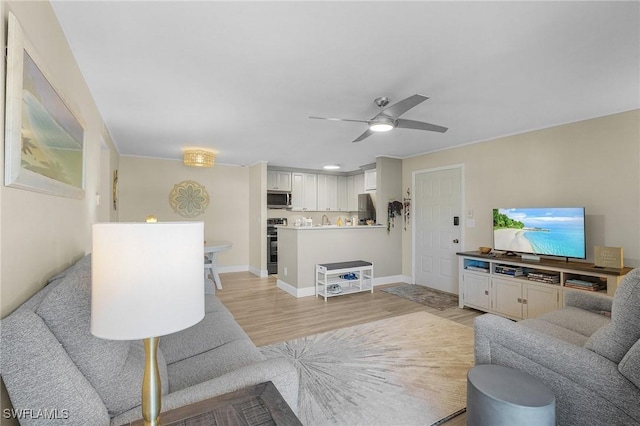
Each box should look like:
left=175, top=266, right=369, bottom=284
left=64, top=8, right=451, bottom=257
left=381, top=284, right=459, bottom=311
left=260, top=311, right=473, bottom=426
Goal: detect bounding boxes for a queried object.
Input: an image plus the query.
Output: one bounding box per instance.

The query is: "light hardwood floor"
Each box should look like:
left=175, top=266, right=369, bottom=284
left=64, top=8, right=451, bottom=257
left=215, top=272, right=481, bottom=426
left=215, top=272, right=482, bottom=347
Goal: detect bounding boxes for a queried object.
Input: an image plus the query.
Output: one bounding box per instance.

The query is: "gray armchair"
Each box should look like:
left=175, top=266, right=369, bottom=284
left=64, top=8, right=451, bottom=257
left=474, top=268, right=640, bottom=426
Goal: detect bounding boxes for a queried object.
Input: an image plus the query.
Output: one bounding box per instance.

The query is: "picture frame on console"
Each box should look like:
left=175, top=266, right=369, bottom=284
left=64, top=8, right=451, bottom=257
left=4, top=12, right=85, bottom=199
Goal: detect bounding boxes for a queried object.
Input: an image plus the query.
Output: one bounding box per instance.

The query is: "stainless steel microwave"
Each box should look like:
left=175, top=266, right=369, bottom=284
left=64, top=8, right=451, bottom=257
left=267, top=191, right=292, bottom=209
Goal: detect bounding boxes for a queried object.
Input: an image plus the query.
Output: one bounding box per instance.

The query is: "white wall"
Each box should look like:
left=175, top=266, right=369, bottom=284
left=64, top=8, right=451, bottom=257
left=402, top=110, right=640, bottom=276
left=1, top=2, right=118, bottom=423
left=1, top=1, right=118, bottom=317
left=117, top=156, right=250, bottom=270
left=249, top=162, right=267, bottom=276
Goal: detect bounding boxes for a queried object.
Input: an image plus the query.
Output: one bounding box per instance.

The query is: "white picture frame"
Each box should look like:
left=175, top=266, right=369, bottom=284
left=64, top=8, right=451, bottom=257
left=4, top=12, right=86, bottom=199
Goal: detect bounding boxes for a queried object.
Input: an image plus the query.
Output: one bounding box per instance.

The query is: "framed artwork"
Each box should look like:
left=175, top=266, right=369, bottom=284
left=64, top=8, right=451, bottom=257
left=4, top=12, right=85, bottom=199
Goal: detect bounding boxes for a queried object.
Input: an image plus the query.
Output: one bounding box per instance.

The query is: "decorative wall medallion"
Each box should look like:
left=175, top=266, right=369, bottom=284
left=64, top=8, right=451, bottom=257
left=169, top=180, right=210, bottom=217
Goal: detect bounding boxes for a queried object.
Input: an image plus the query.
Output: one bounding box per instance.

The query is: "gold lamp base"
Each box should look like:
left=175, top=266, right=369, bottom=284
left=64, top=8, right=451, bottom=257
left=143, top=337, right=161, bottom=426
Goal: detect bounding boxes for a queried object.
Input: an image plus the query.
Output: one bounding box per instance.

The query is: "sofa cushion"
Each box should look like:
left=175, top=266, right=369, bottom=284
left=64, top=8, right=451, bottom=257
left=520, top=318, right=590, bottom=346
left=205, top=294, right=230, bottom=314
left=586, top=268, right=640, bottom=363
left=167, top=339, right=266, bottom=392
left=535, top=306, right=611, bottom=338
left=161, top=311, right=247, bottom=364
left=35, top=255, right=169, bottom=416
left=619, top=338, right=640, bottom=388
left=1, top=309, right=111, bottom=426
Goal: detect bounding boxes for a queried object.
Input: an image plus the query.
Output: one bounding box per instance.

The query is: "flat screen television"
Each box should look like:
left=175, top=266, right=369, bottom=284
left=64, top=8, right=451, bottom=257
left=493, top=207, right=586, bottom=259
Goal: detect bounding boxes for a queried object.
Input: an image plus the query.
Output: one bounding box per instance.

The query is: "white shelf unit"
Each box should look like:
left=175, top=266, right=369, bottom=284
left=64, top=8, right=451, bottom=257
left=316, top=261, right=373, bottom=301
left=457, top=252, right=631, bottom=321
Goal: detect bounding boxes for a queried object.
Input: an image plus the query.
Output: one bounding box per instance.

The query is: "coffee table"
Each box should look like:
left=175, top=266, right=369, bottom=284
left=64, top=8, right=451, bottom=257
left=129, top=381, right=300, bottom=426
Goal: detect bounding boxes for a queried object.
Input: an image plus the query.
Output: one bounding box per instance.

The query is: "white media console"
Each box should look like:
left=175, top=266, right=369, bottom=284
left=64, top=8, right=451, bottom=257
left=457, top=251, right=631, bottom=321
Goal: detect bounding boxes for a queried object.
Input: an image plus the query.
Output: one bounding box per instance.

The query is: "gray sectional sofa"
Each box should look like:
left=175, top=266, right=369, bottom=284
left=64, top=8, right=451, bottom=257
left=475, top=268, right=640, bottom=425
left=1, top=255, right=299, bottom=425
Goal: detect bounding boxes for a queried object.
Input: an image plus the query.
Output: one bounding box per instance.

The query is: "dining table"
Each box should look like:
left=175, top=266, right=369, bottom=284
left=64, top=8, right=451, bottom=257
left=204, top=240, right=233, bottom=290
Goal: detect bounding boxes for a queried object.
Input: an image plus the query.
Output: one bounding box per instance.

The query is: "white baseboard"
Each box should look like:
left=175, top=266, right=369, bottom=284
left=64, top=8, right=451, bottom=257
left=217, top=264, right=248, bottom=273
left=277, top=279, right=316, bottom=298
left=277, top=274, right=410, bottom=298
left=248, top=265, right=269, bottom=278
left=216, top=265, right=269, bottom=278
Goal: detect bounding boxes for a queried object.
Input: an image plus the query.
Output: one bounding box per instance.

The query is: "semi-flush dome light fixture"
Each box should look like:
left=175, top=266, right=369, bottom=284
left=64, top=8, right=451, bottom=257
left=369, top=116, right=395, bottom=132
left=184, top=149, right=215, bottom=167
left=323, top=164, right=341, bottom=170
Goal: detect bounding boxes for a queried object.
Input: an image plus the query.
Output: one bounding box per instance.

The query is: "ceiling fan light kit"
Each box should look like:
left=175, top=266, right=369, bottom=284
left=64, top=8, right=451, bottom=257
left=309, top=94, right=448, bottom=143
left=369, top=116, right=395, bottom=132
left=183, top=149, right=215, bottom=168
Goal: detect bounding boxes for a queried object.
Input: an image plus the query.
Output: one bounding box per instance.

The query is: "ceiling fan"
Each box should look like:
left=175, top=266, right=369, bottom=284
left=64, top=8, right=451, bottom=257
left=310, top=94, right=448, bottom=143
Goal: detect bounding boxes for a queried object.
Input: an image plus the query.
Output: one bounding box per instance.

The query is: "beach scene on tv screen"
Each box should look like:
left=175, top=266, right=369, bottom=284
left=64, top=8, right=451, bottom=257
left=493, top=208, right=585, bottom=258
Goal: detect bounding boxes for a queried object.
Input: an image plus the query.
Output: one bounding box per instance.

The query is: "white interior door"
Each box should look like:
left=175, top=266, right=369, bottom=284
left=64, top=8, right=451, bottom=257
left=414, top=167, right=462, bottom=294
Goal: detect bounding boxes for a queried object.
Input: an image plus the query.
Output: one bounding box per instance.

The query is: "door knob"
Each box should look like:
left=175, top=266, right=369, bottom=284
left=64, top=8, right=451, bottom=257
left=453, top=239, right=459, bottom=244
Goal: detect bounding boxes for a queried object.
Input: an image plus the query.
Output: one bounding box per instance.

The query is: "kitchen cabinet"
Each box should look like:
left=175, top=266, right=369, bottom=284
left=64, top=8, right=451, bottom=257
left=291, top=172, right=317, bottom=211
left=337, top=176, right=348, bottom=211
left=347, top=174, right=364, bottom=212
left=267, top=170, right=292, bottom=191
left=364, top=169, right=377, bottom=191
left=461, top=271, right=490, bottom=311
left=317, top=174, right=338, bottom=211
left=491, top=277, right=559, bottom=320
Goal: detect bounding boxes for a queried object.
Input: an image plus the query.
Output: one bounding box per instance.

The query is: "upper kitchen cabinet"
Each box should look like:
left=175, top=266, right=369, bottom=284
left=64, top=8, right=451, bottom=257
left=347, top=174, right=364, bottom=212
left=317, top=174, right=338, bottom=211
left=364, top=169, right=377, bottom=191
left=337, top=176, right=348, bottom=211
left=317, top=175, right=350, bottom=211
left=267, top=170, right=292, bottom=191
left=291, top=172, right=317, bottom=211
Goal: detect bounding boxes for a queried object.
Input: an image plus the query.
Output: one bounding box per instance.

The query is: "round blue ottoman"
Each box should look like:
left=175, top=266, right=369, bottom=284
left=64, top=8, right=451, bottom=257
left=467, top=364, right=555, bottom=426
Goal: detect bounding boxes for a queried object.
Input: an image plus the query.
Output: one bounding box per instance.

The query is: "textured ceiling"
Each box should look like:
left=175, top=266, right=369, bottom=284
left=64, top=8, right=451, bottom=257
left=51, top=1, right=640, bottom=172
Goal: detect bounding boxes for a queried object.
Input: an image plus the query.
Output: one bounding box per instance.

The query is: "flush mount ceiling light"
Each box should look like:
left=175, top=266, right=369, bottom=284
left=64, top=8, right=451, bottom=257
left=183, top=150, right=215, bottom=168
left=323, top=164, right=341, bottom=170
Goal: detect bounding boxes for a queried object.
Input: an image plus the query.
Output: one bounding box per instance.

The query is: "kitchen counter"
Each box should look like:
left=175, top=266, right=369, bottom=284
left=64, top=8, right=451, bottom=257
left=277, top=224, right=384, bottom=230
left=276, top=225, right=402, bottom=297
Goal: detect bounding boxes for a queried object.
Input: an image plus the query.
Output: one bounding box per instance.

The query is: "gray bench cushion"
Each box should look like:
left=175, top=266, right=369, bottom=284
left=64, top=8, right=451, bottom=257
left=586, top=268, right=640, bottom=362
left=318, top=260, right=372, bottom=270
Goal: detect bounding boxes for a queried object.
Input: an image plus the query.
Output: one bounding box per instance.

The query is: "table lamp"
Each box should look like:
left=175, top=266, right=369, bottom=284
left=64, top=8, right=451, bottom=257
left=91, top=222, right=205, bottom=426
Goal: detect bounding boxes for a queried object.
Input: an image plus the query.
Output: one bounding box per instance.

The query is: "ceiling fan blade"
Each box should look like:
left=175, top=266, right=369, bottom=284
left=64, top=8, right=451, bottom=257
left=395, top=118, right=448, bottom=133
left=309, top=116, right=368, bottom=124
left=381, top=94, right=429, bottom=119
left=352, top=129, right=375, bottom=143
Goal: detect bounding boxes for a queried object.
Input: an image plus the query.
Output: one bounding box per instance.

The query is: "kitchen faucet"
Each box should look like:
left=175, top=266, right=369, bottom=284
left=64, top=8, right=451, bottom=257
left=322, top=214, right=331, bottom=225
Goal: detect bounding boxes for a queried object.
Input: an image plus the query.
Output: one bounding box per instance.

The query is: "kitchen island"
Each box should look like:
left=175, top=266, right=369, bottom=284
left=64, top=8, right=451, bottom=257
left=276, top=225, right=403, bottom=297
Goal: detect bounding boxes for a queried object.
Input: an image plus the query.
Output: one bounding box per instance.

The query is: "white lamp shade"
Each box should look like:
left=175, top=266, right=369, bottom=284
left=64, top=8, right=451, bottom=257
left=91, top=222, right=205, bottom=340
